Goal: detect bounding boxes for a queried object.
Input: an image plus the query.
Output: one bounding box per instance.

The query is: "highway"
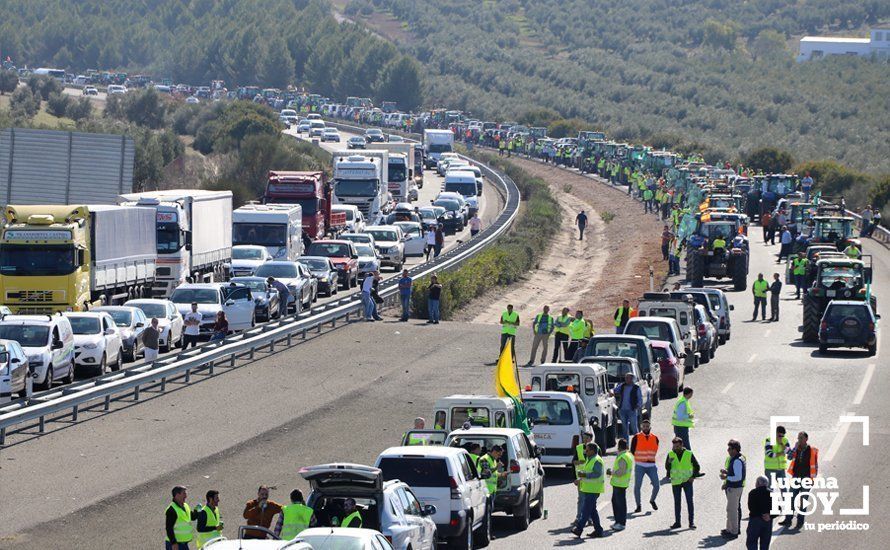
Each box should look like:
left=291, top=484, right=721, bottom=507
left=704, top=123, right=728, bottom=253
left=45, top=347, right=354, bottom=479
left=0, top=157, right=886, bottom=548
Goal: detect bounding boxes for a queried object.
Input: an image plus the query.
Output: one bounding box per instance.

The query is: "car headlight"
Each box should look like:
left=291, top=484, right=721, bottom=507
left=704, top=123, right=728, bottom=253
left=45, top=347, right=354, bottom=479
left=388, top=246, right=400, bottom=254
left=83, top=343, right=98, bottom=349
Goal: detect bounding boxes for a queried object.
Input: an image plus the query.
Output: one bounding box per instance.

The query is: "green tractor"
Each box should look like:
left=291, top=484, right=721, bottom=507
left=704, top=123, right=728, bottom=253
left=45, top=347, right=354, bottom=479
left=802, top=257, right=876, bottom=342
left=685, top=221, right=749, bottom=290
left=809, top=215, right=857, bottom=251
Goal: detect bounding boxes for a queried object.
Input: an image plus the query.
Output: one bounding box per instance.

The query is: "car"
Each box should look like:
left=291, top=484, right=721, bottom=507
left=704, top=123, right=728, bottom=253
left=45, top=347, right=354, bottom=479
left=298, top=256, right=340, bottom=297
left=332, top=205, right=366, bottom=233
left=0, top=314, right=75, bottom=390
left=203, top=532, right=314, bottom=549
left=279, top=108, right=298, bottom=126
left=387, top=134, right=404, bottom=143
left=185, top=96, right=200, bottom=104
left=364, top=226, right=405, bottom=271
left=581, top=356, right=654, bottom=428
left=169, top=283, right=257, bottom=336
left=818, top=300, right=879, bottom=355
left=306, top=240, right=360, bottom=289
left=431, top=198, right=465, bottom=234
left=296, top=528, right=394, bottom=549
left=64, top=312, right=124, bottom=376
left=651, top=340, right=684, bottom=398
left=0, top=339, right=29, bottom=398
left=693, top=303, right=719, bottom=364
left=92, top=306, right=148, bottom=362
left=418, top=207, right=444, bottom=232
left=375, top=446, right=490, bottom=547
left=340, top=232, right=376, bottom=248
left=296, top=120, right=312, bottom=133
left=347, top=136, right=367, bottom=149
left=254, top=261, right=317, bottom=312
left=353, top=243, right=380, bottom=276
left=679, top=287, right=733, bottom=344
left=584, top=335, right=668, bottom=393
left=364, top=128, right=386, bottom=143
left=636, top=293, right=700, bottom=369
left=228, top=245, right=272, bottom=278
left=322, top=128, right=341, bottom=142
left=230, top=276, right=281, bottom=322
left=124, top=299, right=183, bottom=351
left=306, top=113, right=322, bottom=120
left=83, top=86, right=99, bottom=96
left=444, top=427, right=545, bottom=531
left=623, top=317, right=686, bottom=372
left=436, top=192, right=470, bottom=222
left=522, top=391, right=592, bottom=467
left=298, top=464, right=437, bottom=550
left=309, top=120, right=326, bottom=137
left=107, top=84, right=127, bottom=95
left=407, top=181, right=419, bottom=202
left=436, top=153, right=461, bottom=176
left=392, top=222, right=426, bottom=257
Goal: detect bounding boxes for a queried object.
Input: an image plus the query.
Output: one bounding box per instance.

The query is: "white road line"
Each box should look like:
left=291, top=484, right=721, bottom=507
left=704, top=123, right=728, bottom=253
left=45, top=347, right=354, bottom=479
left=721, top=382, right=735, bottom=394
left=747, top=353, right=757, bottom=363
left=824, top=412, right=853, bottom=462
left=853, top=363, right=876, bottom=405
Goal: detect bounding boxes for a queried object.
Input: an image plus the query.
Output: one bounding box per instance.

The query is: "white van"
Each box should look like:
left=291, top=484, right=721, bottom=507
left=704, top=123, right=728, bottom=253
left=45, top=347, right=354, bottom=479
left=443, top=172, right=480, bottom=213
left=432, top=395, right=516, bottom=433
left=0, top=314, right=75, bottom=390
left=636, top=292, right=699, bottom=368
left=522, top=391, right=592, bottom=467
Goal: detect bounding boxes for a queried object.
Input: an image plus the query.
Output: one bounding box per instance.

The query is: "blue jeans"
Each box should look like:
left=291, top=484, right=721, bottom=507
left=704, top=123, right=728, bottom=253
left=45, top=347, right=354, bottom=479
left=794, top=273, right=805, bottom=297
left=361, top=293, right=374, bottom=320
left=672, top=481, right=694, bottom=524
left=634, top=464, right=660, bottom=508
left=619, top=409, right=638, bottom=441
left=577, top=492, right=603, bottom=534
left=400, top=293, right=411, bottom=320
left=428, top=299, right=440, bottom=322
left=279, top=296, right=289, bottom=317
left=674, top=425, right=691, bottom=450
left=746, top=515, right=772, bottom=550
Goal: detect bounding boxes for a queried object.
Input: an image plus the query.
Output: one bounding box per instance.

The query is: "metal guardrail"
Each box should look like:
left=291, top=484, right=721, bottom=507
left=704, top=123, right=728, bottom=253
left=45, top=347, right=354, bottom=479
left=0, top=145, right=520, bottom=445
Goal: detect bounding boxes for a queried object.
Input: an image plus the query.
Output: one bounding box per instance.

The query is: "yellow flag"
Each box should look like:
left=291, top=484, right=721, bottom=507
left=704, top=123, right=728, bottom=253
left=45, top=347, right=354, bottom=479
left=494, top=339, right=520, bottom=398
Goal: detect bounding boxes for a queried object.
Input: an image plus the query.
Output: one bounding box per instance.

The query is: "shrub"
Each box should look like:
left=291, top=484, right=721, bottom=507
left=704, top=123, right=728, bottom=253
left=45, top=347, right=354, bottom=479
left=45, top=92, right=71, bottom=117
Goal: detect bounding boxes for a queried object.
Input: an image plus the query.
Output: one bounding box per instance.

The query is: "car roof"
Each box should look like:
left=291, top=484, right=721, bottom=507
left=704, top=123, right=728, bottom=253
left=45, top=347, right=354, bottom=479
left=298, top=255, right=333, bottom=262
left=174, top=283, right=221, bottom=290
left=230, top=276, right=267, bottom=281
left=93, top=305, right=138, bottom=311
left=378, top=445, right=467, bottom=458
left=591, top=334, right=649, bottom=342
left=522, top=391, right=581, bottom=402
left=263, top=260, right=299, bottom=266
left=0, top=315, right=60, bottom=325
left=63, top=312, right=108, bottom=318
left=125, top=298, right=171, bottom=304
left=312, top=239, right=352, bottom=245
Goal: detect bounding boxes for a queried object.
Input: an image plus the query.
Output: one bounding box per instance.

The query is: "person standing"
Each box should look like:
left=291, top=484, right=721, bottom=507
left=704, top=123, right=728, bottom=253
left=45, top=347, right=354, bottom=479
left=434, top=224, right=445, bottom=258
left=671, top=387, right=695, bottom=450
left=780, top=432, right=818, bottom=529
left=143, top=317, right=160, bottom=362
left=860, top=206, right=873, bottom=237
left=243, top=486, right=283, bottom=539
left=469, top=213, right=482, bottom=237
left=745, top=476, right=774, bottom=550
left=614, top=300, right=634, bottom=332
left=572, top=432, right=594, bottom=528
left=609, top=438, right=634, bottom=531
left=801, top=172, right=814, bottom=202
left=340, top=498, right=363, bottom=528
left=398, top=269, right=412, bottom=322
left=778, top=226, right=792, bottom=262
left=643, top=187, right=654, bottom=213
left=274, top=489, right=315, bottom=539
left=572, top=442, right=605, bottom=538
left=499, top=304, right=520, bottom=361
left=764, top=425, right=790, bottom=488
left=361, top=272, right=376, bottom=322
left=566, top=310, right=586, bottom=360
left=479, top=445, right=508, bottom=514
left=720, top=440, right=746, bottom=540
left=552, top=307, right=572, bottom=362
left=267, top=277, right=290, bottom=318
left=527, top=305, right=554, bottom=366
left=768, top=273, right=782, bottom=322
left=661, top=226, right=673, bottom=261
left=752, top=274, right=769, bottom=321
left=666, top=437, right=700, bottom=530
left=424, top=227, right=436, bottom=261
left=427, top=275, right=442, bottom=324
left=613, top=373, right=642, bottom=441
left=183, top=303, right=203, bottom=349
left=631, top=419, right=660, bottom=513
left=576, top=210, right=589, bottom=241
left=165, top=486, right=196, bottom=550
left=791, top=253, right=808, bottom=299
left=195, top=490, right=224, bottom=549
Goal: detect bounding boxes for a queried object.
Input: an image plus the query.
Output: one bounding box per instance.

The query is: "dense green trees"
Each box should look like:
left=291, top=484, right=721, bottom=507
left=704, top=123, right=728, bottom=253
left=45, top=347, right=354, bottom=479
left=0, top=70, right=19, bottom=94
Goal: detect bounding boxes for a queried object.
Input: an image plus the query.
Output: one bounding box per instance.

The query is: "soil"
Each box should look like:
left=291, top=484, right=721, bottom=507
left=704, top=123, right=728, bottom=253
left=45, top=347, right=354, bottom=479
left=459, top=158, right=669, bottom=332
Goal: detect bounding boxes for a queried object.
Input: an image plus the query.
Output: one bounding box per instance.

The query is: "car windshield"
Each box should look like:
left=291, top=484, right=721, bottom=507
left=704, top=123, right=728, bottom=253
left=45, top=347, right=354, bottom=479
left=625, top=322, right=672, bottom=341
left=104, top=310, right=132, bottom=327
left=255, top=264, right=298, bottom=278
left=170, top=288, right=219, bottom=304
left=355, top=244, right=375, bottom=256
left=445, top=181, right=477, bottom=197
left=232, top=223, right=286, bottom=247
left=367, top=230, right=397, bottom=242
left=525, top=399, right=573, bottom=425
left=130, top=303, right=166, bottom=318
left=307, top=243, right=351, bottom=257
left=68, top=317, right=102, bottom=335
left=0, top=244, right=77, bottom=276
left=434, top=200, right=460, bottom=211
left=826, top=305, right=871, bottom=323
left=395, top=224, right=421, bottom=238
left=299, top=258, right=329, bottom=270
left=601, top=360, right=636, bottom=383
left=0, top=325, right=49, bottom=347
left=378, top=457, right=450, bottom=488
left=232, top=247, right=266, bottom=260
left=591, top=341, right=640, bottom=359
left=297, top=536, right=364, bottom=550
left=389, top=164, right=407, bottom=182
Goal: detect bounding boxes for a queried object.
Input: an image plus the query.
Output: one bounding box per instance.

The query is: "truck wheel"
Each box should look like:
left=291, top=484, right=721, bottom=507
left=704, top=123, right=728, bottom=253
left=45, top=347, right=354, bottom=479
left=687, top=252, right=704, bottom=287
left=732, top=256, right=747, bottom=291
left=802, top=294, right=821, bottom=343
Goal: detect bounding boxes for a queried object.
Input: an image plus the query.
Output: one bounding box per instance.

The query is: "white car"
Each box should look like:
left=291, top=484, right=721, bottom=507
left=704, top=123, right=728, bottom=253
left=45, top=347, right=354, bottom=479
left=107, top=84, right=127, bottom=95
left=296, top=120, right=312, bottom=133
left=64, top=312, right=124, bottom=376
left=392, top=222, right=425, bottom=257
left=229, top=245, right=272, bottom=278
left=354, top=243, right=380, bottom=276
left=523, top=391, right=593, bottom=467
left=124, top=299, right=183, bottom=351
left=376, top=446, right=490, bottom=547
left=364, top=226, right=405, bottom=271
left=333, top=205, right=366, bottom=233
left=0, top=314, right=75, bottom=390
left=169, top=283, right=257, bottom=335
left=204, top=533, right=313, bottom=549
left=83, top=86, right=99, bottom=96
left=297, top=528, right=394, bottom=549
left=322, top=128, right=341, bottom=142
left=340, top=232, right=376, bottom=248
left=0, top=339, right=29, bottom=398
left=92, top=306, right=149, bottom=362
left=309, top=120, right=326, bottom=137
left=186, top=96, right=200, bottom=104
left=299, top=464, right=436, bottom=550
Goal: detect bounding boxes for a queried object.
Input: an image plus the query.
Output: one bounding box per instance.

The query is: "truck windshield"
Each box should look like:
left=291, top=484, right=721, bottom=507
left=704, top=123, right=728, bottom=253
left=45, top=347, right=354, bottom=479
left=156, top=222, right=184, bottom=253
left=0, top=325, right=49, bottom=347
left=232, top=223, right=286, bottom=246
left=0, top=244, right=77, bottom=276
left=388, top=164, right=407, bottom=182
left=444, top=181, right=477, bottom=197
left=334, top=179, right=378, bottom=197
left=428, top=144, right=452, bottom=154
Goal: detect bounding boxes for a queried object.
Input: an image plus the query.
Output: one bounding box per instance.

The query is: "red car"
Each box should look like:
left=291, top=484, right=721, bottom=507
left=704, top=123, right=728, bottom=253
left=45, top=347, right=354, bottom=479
left=305, top=239, right=359, bottom=289
left=651, top=340, right=683, bottom=399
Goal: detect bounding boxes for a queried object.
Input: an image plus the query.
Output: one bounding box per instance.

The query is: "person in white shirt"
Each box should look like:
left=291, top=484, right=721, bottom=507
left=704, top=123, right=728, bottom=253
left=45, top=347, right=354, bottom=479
left=183, top=302, right=203, bottom=348
left=361, top=271, right=377, bottom=321
left=469, top=214, right=482, bottom=237
left=720, top=439, right=746, bottom=539
left=424, top=229, right=437, bottom=261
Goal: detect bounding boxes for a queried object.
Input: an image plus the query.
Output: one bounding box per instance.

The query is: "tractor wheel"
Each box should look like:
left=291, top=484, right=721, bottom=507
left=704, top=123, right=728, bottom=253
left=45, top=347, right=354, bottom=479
left=802, top=294, right=821, bottom=343
left=687, top=251, right=704, bottom=287
left=731, top=255, right=748, bottom=291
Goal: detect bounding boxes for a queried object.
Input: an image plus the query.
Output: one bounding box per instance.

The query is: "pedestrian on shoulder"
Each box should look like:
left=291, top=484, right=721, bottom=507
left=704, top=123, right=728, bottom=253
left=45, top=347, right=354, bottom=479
left=242, top=486, right=283, bottom=539
left=666, top=437, right=700, bottom=530
left=527, top=305, right=554, bottom=366
left=552, top=307, right=572, bottom=362
left=499, top=304, right=520, bottom=362
left=195, top=490, right=224, bottom=548
left=566, top=310, right=586, bottom=360
left=576, top=210, right=588, bottom=241
left=427, top=275, right=442, bottom=324
left=143, top=317, right=160, bottom=362
left=183, top=302, right=203, bottom=349
left=613, top=373, right=642, bottom=441
left=720, top=439, right=746, bottom=540
left=631, top=418, right=660, bottom=513
left=398, top=269, right=412, bottom=322
left=424, top=228, right=436, bottom=261
left=469, top=214, right=482, bottom=237
left=572, top=442, right=606, bottom=538
left=752, top=273, right=769, bottom=321
left=780, top=431, right=818, bottom=529
left=671, top=387, right=695, bottom=450
left=614, top=299, right=634, bottom=332
left=661, top=226, right=673, bottom=261
left=434, top=224, right=445, bottom=257
left=267, top=277, right=291, bottom=318
left=165, top=485, right=196, bottom=550
left=274, top=489, right=316, bottom=539
left=745, top=476, right=774, bottom=550
left=608, top=438, right=634, bottom=531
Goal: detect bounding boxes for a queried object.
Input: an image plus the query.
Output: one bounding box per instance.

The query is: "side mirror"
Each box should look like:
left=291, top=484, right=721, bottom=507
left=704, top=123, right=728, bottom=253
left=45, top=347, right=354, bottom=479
left=76, top=248, right=87, bottom=267
left=10, top=357, right=20, bottom=364
left=52, top=340, right=64, bottom=350
left=185, top=231, right=193, bottom=251
left=421, top=505, right=437, bottom=517
left=135, top=322, right=144, bottom=328
left=589, top=417, right=599, bottom=428
left=104, top=328, right=115, bottom=335
left=351, top=254, right=359, bottom=259
left=224, top=299, right=235, bottom=306
left=534, top=446, right=544, bottom=458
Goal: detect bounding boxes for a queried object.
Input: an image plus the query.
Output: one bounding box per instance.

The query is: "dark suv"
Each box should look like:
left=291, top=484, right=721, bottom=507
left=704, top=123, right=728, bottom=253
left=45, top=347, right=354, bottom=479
left=818, top=300, right=878, bottom=356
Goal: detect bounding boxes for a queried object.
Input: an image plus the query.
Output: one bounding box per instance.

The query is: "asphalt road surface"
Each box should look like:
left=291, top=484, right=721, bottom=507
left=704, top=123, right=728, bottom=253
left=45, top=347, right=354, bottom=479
left=0, top=176, right=886, bottom=548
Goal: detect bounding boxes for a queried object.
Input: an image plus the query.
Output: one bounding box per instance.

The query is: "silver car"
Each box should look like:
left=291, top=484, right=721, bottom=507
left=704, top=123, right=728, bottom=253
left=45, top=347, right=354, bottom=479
left=254, top=261, right=317, bottom=312
left=0, top=339, right=28, bottom=398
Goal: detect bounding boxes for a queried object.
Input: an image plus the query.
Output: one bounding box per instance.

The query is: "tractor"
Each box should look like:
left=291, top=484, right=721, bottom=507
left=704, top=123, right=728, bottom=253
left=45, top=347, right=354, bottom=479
left=686, top=221, right=749, bottom=290
left=802, top=257, right=876, bottom=342
left=746, top=174, right=799, bottom=223
left=809, top=215, right=858, bottom=251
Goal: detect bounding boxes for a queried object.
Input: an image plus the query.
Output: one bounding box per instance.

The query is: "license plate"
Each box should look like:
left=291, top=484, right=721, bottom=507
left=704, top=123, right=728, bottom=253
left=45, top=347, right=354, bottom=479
left=535, top=433, right=552, bottom=439
left=828, top=339, right=845, bottom=344
left=826, top=290, right=836, bottom=297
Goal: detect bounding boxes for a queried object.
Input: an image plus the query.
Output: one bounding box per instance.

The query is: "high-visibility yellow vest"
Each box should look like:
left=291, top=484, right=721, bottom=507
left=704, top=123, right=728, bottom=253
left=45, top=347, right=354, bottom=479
left=196, top=505, right=221, bottom=548
left=764, top=436, right=789, bottom=470
left=792, top=258, right=808, bottom=275
left=342, top=511, right=363, bottom=528
left=501, top=310, right=519, bottom=335
left=610, top=451, right=634, bottom=488
left=575, top=444, right=585, bottom=462
left=668, top=450, right=694, bottom=485
left=479, top=453, right=499, bottom=494
left=583, top=320, right=594, bottom=339
left=753, top=279, right=769, bottom=298
left=712, top=238, right=726, bottom=250
left=578, top=455, right=605, bottom=494
left=569, top=318, right=586, bottom=339
left=555, top=315, right=571, bottom=335
left=280, top=503, right=314, bottom=539
left=165, top=502, right=193, bottom=543
left=672, top=396, right=694, bottom=427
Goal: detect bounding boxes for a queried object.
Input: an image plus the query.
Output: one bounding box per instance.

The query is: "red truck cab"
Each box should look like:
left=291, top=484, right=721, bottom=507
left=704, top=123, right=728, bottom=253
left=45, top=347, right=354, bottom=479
left=305, top=239, right=359, bottom=289
left=264, top=171, right=347, bottom=239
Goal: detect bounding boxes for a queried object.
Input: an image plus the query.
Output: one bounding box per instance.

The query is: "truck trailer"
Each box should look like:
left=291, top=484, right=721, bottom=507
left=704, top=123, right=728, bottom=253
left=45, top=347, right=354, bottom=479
left=423, top=129, right=454, bottom=169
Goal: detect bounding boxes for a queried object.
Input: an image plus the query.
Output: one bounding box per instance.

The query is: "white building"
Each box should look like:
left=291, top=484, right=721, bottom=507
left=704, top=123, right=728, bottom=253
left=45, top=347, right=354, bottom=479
left=798, top=28, right=890, bottom=61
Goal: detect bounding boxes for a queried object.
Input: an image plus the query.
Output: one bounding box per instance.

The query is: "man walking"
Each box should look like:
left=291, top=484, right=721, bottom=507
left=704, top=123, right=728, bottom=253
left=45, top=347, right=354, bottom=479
left=720, top=439, right=746, bottom=540
left=780, top=431, right=818, bottom=529
left=165, top=486, right=196, bottom=550
left=768, top=273, right=782, bottom=322
left=527, top=305, right=554, bottom=366
left=613, top=372, right=642, bottom=441
left=552, top=307, right=572, bottom=362
left=745, top=476, right=774, bottom=550
left=143, top=317, right=160, bottom=361
left=752, top=274, right=769, bottom=321
left=398, top=269, right=412, bottom=322
left=469, top=213, right=482, bottom=237
left=195, top=490, right=224, bottom=548
left=572, top=442, right=605, bottom=538
left=499, top=304, right=520, bottom=361
left=434, top=224, right=445, bottom=257
left=609, top=438, right=634, bottom=531
left=183, top=303, right=203, bottom=349
left=427, top=275, right=442, bottom=324
left=791, top=253, right=808, bottom=299
left=666, top=437, right=700, bottom=530
left=614, top=299, right=634, bottom=332
left=424, top=227, right=436, bottom=261
left=576, top=210, right=589, bottom=241
left=631, top=419, right=660, bottom=513
left=671, top=387, right=695, bottom=450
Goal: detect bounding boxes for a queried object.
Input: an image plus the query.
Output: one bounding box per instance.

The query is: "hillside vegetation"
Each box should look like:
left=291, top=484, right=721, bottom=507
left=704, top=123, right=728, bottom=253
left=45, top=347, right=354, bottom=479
left=362, top=0, right=889, bottom=175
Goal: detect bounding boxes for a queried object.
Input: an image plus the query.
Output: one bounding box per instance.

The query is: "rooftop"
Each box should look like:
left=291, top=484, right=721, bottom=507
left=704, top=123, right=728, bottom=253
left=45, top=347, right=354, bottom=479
left=800, top=36, right=871, bottom=43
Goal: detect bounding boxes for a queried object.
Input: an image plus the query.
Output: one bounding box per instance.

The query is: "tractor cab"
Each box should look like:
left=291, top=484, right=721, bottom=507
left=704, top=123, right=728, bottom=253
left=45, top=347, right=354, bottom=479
left=686, top=221, right=749, bottom=290
left=802, top=257, right=875, bottom=343
left=812, top=216, right=856, bottom=249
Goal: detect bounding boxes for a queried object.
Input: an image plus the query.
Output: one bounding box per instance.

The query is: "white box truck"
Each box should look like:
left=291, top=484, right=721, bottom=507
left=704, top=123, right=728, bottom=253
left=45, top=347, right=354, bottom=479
left=232, top=203, right=303, bottom=261
left=119, top=190, right=233, bottom=297
left=332, top=151, right=390, bottom=225
left=423, top=129, right=454, bottom=168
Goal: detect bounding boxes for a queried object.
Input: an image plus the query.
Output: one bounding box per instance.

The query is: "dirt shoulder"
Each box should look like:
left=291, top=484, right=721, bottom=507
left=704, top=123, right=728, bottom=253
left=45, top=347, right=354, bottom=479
left=458, top=158, right=668, bottom=332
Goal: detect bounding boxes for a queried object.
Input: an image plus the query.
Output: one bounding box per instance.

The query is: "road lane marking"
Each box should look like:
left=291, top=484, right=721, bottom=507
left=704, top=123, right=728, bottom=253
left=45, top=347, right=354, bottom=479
left=747, top=353, right=757, bottom=363
left=853, top=363, right=876, bottom=405
left=824, top=412, right=854, bottom=463
left=721, top=382, right=735, bottom=394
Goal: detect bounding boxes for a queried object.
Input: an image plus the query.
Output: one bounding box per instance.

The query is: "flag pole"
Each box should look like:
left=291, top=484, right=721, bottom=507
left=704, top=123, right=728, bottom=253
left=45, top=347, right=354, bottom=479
left=510, top=339, right=523, bottom=402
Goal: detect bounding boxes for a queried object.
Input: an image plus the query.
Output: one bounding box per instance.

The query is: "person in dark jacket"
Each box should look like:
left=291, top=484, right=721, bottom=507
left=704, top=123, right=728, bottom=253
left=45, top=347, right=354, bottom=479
left=165, top=485, right=196, bottom=549
left=768, top=273, right=782, bottom=322
left=434, top=224, right=445, bottom=257
left=745, top=476, right=773, bottom=550
left=613, top=373, right=642, bottom=440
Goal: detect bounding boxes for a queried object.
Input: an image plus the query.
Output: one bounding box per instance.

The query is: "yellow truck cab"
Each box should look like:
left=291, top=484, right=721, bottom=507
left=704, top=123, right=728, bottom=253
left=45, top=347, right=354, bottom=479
left=432, top=395, right=516, bottom=433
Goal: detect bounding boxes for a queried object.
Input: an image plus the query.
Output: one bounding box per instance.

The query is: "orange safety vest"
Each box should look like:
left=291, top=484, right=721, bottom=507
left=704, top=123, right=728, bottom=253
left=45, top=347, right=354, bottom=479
left=633, top=433, right=659, bottom=464
left=787, top=446, right=818, bottom=478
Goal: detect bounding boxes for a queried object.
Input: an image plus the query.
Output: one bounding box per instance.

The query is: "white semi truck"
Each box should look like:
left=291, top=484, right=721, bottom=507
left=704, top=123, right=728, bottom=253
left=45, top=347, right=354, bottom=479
left=119, top=190, right=233, bottom=297
left=332, top=151, right=389, bottom=225
left=423, top=129, right=454, bottom=169
left=232, top=203, right=303, bottom=261
left=372, top=143, right=415, bottom=202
